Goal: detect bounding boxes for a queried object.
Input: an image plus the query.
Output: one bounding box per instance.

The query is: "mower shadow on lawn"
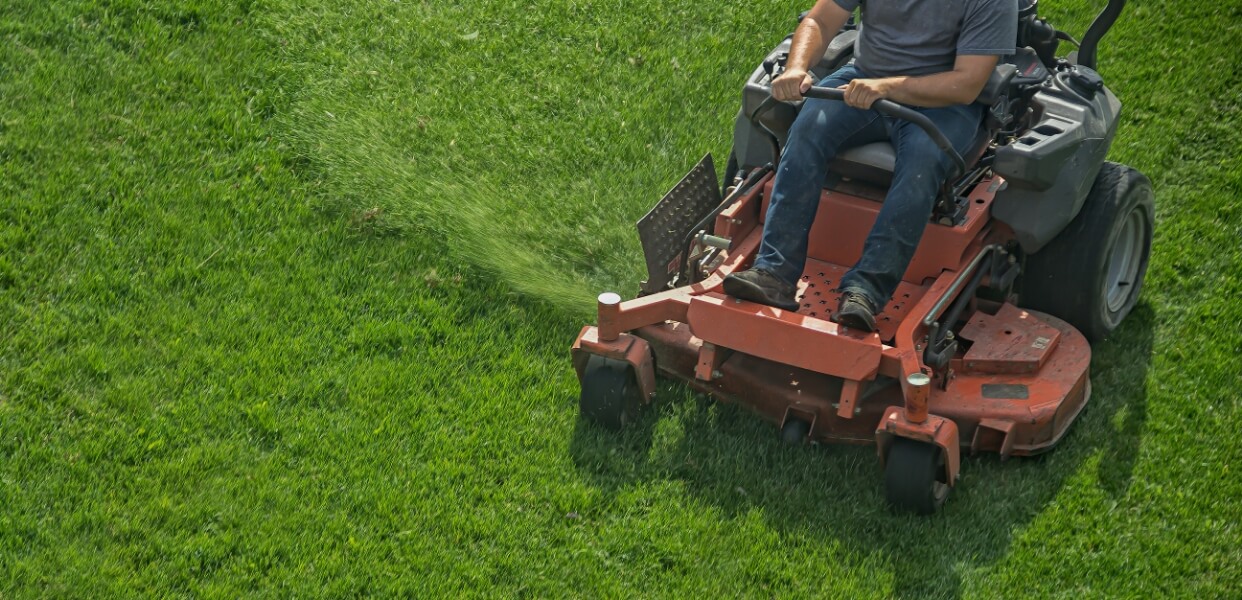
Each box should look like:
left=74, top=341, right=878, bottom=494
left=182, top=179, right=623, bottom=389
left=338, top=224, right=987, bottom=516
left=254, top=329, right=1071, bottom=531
left=568, top=304, right=1152, bottom=597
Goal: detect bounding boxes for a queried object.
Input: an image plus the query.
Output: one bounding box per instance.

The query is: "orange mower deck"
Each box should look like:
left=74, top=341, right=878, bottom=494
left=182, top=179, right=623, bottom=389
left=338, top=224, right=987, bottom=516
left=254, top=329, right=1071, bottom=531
left=572, top=171, right=1091, bottom=490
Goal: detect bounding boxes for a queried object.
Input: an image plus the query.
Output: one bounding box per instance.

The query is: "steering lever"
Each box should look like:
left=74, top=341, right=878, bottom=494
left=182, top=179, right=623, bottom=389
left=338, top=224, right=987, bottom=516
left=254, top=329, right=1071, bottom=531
left=802, top=86, right=967, bottom=178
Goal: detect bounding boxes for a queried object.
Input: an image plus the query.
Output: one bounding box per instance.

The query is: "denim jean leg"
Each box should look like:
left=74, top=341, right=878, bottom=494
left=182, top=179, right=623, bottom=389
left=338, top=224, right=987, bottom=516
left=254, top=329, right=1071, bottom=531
left=839, top=104, right=983, bottom=307
left=752, top=67, right=888, bottom=285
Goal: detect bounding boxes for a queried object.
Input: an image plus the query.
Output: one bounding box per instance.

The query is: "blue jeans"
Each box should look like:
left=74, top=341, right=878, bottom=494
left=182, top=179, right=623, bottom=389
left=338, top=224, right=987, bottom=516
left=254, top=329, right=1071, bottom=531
left=753, top=64, right=983, bottom=307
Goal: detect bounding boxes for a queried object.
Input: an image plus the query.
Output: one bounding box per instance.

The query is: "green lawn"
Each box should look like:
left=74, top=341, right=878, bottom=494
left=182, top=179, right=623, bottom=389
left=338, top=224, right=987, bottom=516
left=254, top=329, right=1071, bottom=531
left=2, top=0, right=1240, bottom=596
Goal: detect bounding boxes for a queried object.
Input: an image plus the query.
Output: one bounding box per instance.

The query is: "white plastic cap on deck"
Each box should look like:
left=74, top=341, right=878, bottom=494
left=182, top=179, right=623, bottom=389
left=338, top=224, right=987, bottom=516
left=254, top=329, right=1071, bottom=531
left=907, top=373, right=931, bottom=387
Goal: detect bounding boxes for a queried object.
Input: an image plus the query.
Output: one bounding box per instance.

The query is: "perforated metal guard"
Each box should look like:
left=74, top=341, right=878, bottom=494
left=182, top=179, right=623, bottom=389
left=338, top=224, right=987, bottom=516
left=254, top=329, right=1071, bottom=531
left=796, top=259, right=929, bottom=343
left=637, top=154, right=721, bottom=294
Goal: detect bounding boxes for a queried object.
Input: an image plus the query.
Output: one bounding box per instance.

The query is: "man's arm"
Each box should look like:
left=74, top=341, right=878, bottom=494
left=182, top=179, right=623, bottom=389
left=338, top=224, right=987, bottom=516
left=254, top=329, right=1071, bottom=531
left=840, top=54, right=1000, bottom=109
left=770, top=0, right=854, bottom=102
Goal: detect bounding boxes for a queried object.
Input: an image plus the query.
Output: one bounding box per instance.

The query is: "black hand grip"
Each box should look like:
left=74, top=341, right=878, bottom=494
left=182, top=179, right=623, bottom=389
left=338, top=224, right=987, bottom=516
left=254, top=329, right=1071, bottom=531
left=802, top=86, right=966, bottom=177
left=1079, top=0, right=1125, bottom=70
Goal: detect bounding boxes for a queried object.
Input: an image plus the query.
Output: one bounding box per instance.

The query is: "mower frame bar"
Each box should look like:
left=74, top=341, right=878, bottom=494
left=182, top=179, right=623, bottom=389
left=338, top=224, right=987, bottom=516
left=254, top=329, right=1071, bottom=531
left=921, top=244, right=1003, bottom=327
left=676, top=163, right=775, bottom=283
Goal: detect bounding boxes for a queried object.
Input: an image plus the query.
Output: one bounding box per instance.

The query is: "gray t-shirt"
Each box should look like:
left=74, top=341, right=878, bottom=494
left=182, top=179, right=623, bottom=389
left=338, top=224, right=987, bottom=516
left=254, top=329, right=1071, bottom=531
left=833, top=0, right=1018, bottom=78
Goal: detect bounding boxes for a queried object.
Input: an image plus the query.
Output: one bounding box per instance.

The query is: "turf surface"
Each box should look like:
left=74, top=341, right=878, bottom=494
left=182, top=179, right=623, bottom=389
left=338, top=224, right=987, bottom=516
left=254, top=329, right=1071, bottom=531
left=1, top=0, right=1240, bottom=596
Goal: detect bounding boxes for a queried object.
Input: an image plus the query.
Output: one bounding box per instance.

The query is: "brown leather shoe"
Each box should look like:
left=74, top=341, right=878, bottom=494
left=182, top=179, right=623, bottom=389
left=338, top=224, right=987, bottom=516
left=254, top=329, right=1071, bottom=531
left=833, top=291, right=877, bottom=332
left=722, top=268, right=800, bottom=311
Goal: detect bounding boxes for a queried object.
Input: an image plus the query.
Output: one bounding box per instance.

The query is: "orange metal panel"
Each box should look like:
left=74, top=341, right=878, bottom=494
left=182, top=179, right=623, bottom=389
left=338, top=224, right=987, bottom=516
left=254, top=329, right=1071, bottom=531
left=637, top=321, right=884, bottom=445
left=959, top=303, right=1062, bottom=374
left=760, top=179, right=996, bottom=285
left=686, top=293, right=882, bottom=382
left=837, top=379, right=863, bottom=419
left=715, top=180, right=763, bottom=242
left=792, top=259, right=930, bottom=343
left=607, top=224, right=764, bottom=335
left=630, top=309, right=1090, bottom=457
left=695, top=342, right=728, bottom=381
left=973, top=418, right=1016, bottom=457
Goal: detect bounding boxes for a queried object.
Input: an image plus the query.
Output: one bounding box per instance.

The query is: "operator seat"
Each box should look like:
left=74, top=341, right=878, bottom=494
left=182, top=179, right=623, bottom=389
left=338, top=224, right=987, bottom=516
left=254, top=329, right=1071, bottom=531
left=825, top=63, right=1018, bottom=189
left=828, top=128, right=992, bottom=188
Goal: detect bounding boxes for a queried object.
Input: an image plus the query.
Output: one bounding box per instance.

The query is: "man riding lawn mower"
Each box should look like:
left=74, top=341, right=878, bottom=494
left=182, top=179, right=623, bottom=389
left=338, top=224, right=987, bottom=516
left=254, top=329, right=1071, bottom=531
left=571, top=0, right=1153, bottom=514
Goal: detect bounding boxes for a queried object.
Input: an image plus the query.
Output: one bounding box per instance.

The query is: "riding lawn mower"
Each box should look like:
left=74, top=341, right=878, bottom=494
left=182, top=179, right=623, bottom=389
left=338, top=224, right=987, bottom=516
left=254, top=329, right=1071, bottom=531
left=571, top=0, right=1152, bottom=514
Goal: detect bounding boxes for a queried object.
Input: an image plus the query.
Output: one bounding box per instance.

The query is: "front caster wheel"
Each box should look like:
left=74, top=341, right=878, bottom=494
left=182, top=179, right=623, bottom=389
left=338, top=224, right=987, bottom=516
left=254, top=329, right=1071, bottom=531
left=885, top=438, right=950, bottom=515
left=780, top=418, right=810, bottom=445
left=578, top=354, right=643, bottom=431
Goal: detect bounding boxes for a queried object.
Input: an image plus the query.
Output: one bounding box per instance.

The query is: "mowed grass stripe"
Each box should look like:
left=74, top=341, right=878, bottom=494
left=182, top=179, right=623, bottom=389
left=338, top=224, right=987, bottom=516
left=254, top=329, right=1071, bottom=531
left=1, top=0, right=1239, bottom=597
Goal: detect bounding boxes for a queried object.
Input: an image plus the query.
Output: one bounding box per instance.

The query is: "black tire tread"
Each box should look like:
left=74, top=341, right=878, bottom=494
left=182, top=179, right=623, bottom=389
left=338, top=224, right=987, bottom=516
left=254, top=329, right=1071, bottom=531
left=1020, top=161, right=1154, bottom=343
left=578, top=355, right=641, bottom=431
left=780, top=419, right=810, bottom=445
left=884, top=438, right=949, bottom=515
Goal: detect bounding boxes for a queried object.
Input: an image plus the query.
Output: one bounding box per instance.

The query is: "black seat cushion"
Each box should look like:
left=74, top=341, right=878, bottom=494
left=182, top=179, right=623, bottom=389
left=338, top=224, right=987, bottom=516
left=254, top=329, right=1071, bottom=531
left=830, top=142, right=897, bottom=187
left=827, top=125, right=992, bottom=189
left=823, top=61, right=1024, bottom=189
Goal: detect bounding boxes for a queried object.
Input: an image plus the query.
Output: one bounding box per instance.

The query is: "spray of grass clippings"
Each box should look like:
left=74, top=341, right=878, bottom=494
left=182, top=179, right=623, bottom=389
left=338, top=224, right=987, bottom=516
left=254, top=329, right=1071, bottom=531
left=266, top=0, right=747, bottom=323
left=295, top=112, right=642, bottom=320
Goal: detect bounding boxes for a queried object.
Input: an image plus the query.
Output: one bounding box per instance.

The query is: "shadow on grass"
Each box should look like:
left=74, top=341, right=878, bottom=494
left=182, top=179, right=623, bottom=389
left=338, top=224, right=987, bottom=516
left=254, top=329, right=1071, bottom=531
left=569, top=304, right=1154, bottom=598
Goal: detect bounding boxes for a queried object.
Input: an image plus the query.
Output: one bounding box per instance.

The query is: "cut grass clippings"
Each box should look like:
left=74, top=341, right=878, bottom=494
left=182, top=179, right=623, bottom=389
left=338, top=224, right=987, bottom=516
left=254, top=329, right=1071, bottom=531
left=1, top=0, right=1240, bottom=597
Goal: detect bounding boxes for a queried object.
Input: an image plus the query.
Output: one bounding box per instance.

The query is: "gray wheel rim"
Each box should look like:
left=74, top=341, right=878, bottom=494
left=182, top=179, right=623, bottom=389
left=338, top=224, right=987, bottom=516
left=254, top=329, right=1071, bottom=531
left=1104, top=207, right=1145, bottom=313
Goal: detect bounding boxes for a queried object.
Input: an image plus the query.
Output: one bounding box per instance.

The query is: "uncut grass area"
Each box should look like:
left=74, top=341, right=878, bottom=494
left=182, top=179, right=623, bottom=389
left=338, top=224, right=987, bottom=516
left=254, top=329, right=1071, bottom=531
left=1, top=0, right=1240, bottom=596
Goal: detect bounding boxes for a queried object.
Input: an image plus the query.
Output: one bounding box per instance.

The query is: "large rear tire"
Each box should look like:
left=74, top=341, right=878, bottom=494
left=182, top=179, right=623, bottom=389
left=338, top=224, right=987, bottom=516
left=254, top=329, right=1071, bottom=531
left=1020, top=162, right=1154, bottom=343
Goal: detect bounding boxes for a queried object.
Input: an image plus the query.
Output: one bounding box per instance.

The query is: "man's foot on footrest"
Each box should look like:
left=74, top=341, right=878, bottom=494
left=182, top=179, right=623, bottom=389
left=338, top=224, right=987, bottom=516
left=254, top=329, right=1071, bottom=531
left=833, top=291, right=877, bottom=332
left=723, top=268, right=800, bottom=311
